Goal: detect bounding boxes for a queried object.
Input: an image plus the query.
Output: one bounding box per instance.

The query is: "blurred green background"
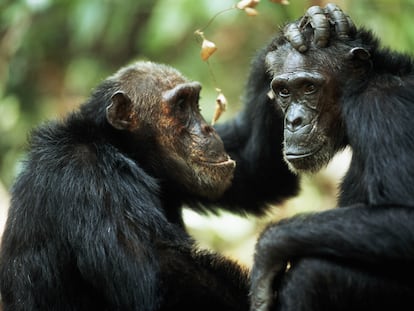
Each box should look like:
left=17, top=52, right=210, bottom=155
left=1, top=0, right=414, bottom=266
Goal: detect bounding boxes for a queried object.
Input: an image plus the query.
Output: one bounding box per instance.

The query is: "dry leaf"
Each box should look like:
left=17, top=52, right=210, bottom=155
left=236, top=0, right=260, bottom=9
left=244, top=7, right=259, bottom=16
left=201, top=39, right=218, bottom=61
left=212, top=90, right=227, bottom=125
left=269, top=0, right=290, bottom=5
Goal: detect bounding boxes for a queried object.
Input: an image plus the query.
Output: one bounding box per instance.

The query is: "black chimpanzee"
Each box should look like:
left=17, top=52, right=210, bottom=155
left=250, top=4, right=414, bottom=311
left=0, top=61, right=248, bottom=311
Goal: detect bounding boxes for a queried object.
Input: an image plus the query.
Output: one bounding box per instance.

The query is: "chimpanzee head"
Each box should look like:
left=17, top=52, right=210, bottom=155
left=265, top=30, right=371, bottom=173
left=105, top=61, right=236, bottom=199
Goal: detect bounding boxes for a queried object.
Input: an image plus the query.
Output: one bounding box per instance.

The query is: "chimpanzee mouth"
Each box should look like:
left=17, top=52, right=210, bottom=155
left=285, top=146, right=322, bottom=160
left=198, top=156, right=236, bottom=167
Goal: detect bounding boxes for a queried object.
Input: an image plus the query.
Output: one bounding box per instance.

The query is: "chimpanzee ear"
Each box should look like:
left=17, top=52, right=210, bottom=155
left=106, top=91, right=135, bottom=130
left=348, top=47, right=370, bottom=60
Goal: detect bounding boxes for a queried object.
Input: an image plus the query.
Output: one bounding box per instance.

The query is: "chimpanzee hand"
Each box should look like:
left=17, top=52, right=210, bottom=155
left=284, top=3, right=356, bottom=52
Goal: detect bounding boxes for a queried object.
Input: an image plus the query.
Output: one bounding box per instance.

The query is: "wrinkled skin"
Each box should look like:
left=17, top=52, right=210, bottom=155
left=266, top=47, right=345, bottom=173
left=284, top=3, right=355, bottom=52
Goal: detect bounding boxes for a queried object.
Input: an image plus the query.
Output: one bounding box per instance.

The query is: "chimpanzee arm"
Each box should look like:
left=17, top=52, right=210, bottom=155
left=158, top=245, right=250, bottom=311
left=212, top=46, right=300, bottom=215
left=250, top=205, right=414, bottom=311
left=71, top=216, right=161, bottom=310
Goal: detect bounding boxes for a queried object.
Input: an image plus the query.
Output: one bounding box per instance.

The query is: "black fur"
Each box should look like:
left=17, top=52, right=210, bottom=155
left=0, top=57, right=298, bottom=310
left=250, top=27, right=414, bottom=311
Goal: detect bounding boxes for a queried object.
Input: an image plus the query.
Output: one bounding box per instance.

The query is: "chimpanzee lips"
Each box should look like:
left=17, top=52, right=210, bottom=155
left=198, top=155, right=236, bottom=167
left=285, top=146, right=322, bottom=161
left=285, top=151, right=315, bottom=160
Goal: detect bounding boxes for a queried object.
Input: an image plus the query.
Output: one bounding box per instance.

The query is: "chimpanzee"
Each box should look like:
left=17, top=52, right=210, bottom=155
left=0, top=61, right=251, bottom=311
left=250, top=4, right=414, bottom=311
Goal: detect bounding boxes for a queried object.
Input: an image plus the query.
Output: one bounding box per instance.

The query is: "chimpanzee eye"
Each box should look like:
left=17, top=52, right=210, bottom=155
left=304, top=83, right=317, bottom=95
left=279, top=88, right=290, bottom=98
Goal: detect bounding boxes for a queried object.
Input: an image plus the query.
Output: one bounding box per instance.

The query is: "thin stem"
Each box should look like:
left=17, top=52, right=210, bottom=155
left=198, top=7, right=236, bottom=33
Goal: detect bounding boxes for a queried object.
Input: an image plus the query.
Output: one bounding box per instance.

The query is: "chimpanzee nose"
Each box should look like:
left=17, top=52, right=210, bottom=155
left=285, top=103, right=311, bottom=132
left=286, top=116, right=304, bottom=132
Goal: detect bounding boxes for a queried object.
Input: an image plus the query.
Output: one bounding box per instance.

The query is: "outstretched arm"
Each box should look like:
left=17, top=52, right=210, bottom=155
left=213, top=46, right=299, bottom=216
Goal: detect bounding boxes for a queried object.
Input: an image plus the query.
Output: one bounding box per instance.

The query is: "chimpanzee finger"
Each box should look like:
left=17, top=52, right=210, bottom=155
left=325, top=3, right=356, bottom=39
left=305, top=5, right=330, bottom=47
left=284, top=22, right=308, bottom=53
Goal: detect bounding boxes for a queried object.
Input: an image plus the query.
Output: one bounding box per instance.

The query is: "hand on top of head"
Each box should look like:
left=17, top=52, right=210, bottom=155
left=284, top=3, right=356, bottom=53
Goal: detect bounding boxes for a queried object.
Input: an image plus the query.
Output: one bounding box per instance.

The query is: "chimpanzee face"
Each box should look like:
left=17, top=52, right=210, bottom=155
left=266, top=46, right=346, bottom=173
left=106, top=62, right=235, bottom=198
